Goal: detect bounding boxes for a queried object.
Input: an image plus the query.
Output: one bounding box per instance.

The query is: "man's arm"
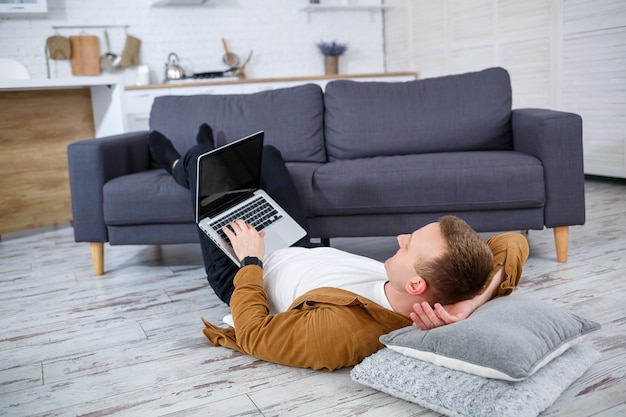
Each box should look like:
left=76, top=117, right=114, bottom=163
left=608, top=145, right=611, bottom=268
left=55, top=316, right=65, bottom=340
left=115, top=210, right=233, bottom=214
left=218, top=220, right=407, bottom=371
left=225, top=267, right=394, bottom=371
left=410, top=267, right=504, bottom=330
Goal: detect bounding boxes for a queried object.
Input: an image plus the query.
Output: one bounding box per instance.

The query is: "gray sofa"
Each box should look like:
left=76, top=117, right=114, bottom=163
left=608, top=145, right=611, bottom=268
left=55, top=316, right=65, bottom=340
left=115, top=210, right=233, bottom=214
left=67, top=67, right=585, bottom=275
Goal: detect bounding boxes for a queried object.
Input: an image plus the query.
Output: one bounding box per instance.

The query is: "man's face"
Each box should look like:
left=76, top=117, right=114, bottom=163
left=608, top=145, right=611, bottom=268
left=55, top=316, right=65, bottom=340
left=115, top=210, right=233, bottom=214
left=384, top=222, right=448, bottom=286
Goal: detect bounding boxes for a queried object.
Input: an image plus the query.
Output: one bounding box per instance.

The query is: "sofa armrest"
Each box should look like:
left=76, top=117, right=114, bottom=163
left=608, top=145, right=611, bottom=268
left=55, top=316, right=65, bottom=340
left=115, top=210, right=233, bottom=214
left=511, top=108, right=585, bottom=227
left=67, top=131, right=151, bottom=243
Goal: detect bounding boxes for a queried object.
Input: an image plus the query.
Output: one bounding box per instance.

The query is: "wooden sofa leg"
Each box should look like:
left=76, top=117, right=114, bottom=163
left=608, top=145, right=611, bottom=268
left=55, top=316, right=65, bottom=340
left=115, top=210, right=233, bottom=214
left=553, top=226, right=569, bottom=263
left=90, top=242, right=104, bottom=275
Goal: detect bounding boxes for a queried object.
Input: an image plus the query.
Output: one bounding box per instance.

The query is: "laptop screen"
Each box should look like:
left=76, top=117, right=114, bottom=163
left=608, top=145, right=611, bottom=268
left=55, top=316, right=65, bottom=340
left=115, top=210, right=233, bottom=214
left=196, top=131, right=264, bottom=220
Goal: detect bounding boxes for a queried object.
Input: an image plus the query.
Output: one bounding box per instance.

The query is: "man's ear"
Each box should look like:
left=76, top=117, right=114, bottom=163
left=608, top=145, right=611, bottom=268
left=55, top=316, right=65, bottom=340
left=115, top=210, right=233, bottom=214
left=405, top=276, right=427, bottom=296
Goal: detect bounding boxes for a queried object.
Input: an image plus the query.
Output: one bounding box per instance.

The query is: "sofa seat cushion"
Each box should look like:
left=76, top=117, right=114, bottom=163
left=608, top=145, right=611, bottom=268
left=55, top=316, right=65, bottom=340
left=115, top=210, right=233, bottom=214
left=324, top=67, right=513, bottom=160
left=310, top=151, right=544, bottom=215
left=103, top=170, right=194, bottom=225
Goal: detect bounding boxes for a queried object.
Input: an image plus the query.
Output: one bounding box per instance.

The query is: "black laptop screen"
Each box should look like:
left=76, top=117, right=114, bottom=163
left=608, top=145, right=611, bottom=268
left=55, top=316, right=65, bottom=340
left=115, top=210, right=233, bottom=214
left=196, top=132, right=264, bottom=220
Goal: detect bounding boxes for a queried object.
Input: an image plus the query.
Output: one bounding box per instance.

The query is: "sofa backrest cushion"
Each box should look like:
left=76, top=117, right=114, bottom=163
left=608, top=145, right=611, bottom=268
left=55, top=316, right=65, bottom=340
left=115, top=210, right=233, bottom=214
left=324, top=67, right=513, bottom=160
left=150, top=83, right=326, bottom=163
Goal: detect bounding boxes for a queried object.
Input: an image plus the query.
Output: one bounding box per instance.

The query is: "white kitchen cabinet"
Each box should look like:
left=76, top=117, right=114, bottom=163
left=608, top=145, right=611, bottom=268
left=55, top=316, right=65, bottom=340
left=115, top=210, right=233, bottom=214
left=172, top=84, right=243, bottom=96
left=124, top=83, right=245, bottom=131
left=126, top=113, right=152, bottom=132
left=125, top=89, right=169, bottom=114
left=242, top=75, right=416, bottom=94
left=241, top=82, right=294, bottom=94
left=311, top=74, right=417, bottom=91
left=124, top=89, right=170, bottom=132
left=123, top=72, right=417, bottom=132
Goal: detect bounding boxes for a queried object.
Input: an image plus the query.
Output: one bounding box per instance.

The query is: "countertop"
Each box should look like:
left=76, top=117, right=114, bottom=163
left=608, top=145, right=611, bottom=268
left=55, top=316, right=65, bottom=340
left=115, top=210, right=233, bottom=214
left=0, top=76, right=125, bottom=91
left=125, top=71, right=418, bottom=91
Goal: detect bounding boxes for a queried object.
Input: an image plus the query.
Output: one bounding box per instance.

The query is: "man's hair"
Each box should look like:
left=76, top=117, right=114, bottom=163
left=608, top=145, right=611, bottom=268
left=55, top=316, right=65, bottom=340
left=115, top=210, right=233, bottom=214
left=415, top=215, right=494, bottom=306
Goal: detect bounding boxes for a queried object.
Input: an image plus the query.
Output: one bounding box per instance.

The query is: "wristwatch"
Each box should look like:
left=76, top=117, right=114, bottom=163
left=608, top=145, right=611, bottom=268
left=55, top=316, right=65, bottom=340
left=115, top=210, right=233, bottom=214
left=240, top=256, right=263, bottom=269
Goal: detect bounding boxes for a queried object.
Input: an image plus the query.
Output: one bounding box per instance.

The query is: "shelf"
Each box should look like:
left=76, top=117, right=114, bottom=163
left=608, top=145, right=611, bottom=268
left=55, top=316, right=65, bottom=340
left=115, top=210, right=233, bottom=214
left=152, top=0, right=208, bottom=6
left=301, top=4, right=389, bottom=22
left=52, top=25, right=130, bottom=30
left=301, top=5, right=388, bottom=11
left=0, top=0, right=47, bottom=15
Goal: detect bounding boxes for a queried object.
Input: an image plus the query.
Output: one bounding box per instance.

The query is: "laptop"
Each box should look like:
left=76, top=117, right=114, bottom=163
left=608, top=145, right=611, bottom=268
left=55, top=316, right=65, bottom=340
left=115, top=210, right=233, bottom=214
left=195, top=131, right=306, bottom=264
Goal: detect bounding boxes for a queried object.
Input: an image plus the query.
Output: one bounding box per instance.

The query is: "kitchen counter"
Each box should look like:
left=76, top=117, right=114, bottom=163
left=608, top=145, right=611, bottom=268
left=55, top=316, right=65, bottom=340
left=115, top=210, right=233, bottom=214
left=0, top=76, right=121, bottom=90
left=0, top=76, right=126, bottom=235
left=0, top=76, right=126, bottom=137
left=125, top=71, right=418, bottom=90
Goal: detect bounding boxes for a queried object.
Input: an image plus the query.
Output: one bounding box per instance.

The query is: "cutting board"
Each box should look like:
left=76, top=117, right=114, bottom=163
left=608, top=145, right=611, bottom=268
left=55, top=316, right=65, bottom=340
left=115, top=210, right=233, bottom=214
left=70, top=35, right=101, bottom=75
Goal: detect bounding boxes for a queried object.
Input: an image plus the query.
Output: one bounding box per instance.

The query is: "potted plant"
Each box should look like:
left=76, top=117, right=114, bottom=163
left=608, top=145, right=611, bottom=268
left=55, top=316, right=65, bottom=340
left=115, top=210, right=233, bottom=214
left=316, top=40, right=348, bottom=75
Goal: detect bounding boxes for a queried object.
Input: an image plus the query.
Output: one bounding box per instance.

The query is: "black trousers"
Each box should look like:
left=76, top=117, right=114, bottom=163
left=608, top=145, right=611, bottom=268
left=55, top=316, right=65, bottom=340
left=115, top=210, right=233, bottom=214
left=172, top=144, right=312, bottom=305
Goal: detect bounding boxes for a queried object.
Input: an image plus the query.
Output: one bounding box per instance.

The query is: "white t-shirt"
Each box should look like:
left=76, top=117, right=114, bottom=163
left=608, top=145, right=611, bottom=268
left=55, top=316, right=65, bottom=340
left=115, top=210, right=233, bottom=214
left=262, top=246, right=392, bottom=314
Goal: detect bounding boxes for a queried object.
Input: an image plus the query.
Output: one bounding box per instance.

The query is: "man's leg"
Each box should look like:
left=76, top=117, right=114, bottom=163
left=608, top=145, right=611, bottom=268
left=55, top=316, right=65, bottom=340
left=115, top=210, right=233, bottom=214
left=149, top=128, right=242, bottom=304
left=170, top=143, right=313, bottom=304
left=168, top=143, right=238, bottom=304
left=259, top=145, right=312, bottom=247
left=485, top=233, right=530, bottom=297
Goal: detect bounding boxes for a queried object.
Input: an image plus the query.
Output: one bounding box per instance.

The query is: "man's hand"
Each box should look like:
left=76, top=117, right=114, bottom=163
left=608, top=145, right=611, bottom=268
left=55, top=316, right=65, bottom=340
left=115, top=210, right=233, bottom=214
left=222, top=219, right=265, bottom=262
left=410, top=267, right=506, bottom=330
left=410, top=299, right=476, bottom=330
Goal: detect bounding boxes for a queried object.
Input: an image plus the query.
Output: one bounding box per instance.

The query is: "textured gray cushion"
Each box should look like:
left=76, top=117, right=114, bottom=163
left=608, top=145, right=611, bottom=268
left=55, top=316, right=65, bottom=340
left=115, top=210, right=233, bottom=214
left=380, top=295, right=600, bottom=381
left=324, top=67, right=513, bottom=160
left=351, top=344, right=600, bottom=417
left=150, top=83, right=326, bottom=163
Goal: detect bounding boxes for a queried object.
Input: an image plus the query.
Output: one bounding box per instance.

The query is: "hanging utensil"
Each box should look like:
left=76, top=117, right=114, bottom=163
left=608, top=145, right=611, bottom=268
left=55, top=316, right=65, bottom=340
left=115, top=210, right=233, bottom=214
left=221, top=38, right=240, bottom=67
left=46, top=35, right=71, bottom=60
left=70, top=35, right=101, bottom=76
left=118, top=33, right=141, bottom=68
left=45, top=34, right=71, bottom=78
left=100, top=30, right=121, bottom=72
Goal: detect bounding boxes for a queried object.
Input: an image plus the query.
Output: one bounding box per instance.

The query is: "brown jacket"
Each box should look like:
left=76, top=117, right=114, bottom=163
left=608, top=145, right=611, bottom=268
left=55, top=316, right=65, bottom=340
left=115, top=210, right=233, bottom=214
left=202, top=232, right=529, bottom=371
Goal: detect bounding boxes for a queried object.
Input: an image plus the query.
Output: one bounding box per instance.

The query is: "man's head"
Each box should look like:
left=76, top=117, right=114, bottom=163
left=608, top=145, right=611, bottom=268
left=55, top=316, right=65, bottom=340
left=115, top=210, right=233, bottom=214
left=384, top=215, right=493, bottom=306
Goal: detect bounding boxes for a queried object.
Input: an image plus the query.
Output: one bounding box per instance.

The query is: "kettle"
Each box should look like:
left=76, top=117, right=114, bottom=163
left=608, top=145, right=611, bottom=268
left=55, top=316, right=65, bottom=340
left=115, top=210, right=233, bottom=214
left=164, top=52, right=185, bottom=81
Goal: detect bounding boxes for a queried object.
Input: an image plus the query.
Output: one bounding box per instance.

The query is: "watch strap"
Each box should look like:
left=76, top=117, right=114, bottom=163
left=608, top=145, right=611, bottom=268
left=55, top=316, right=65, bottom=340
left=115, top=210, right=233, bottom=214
left=240, top=256, right=263, bottom=269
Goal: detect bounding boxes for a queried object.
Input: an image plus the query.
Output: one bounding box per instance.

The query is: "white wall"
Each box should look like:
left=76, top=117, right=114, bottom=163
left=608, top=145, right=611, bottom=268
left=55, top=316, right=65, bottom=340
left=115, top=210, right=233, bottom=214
left=383, top=0, right=626, bottom=179
left=0, top=0, right=386, bottom=83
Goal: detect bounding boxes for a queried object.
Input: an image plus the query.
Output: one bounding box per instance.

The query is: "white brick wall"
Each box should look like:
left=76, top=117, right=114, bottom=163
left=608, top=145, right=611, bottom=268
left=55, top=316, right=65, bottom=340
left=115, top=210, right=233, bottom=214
left=383, top=0, right=626, bottom=179
left=1, top=0, right=385, bottom=83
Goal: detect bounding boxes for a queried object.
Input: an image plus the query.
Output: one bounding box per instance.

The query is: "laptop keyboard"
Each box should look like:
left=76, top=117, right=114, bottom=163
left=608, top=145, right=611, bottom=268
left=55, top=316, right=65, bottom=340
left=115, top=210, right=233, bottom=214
left=210, top=195, right=283, bottom=243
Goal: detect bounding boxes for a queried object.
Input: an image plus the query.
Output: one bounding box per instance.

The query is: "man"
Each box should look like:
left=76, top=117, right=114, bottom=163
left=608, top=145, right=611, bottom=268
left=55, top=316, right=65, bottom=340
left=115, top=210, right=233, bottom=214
left=148, top=127, right=529, bottom=371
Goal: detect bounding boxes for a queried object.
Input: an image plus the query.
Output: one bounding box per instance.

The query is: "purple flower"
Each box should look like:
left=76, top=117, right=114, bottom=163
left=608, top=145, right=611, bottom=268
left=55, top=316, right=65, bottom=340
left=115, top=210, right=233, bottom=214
left=316, top=41, right=348, bottom=56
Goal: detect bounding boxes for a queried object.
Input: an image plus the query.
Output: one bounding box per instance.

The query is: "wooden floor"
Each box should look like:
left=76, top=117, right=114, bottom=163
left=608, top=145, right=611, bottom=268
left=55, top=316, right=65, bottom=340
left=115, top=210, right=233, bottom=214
left=1, top=176, right=625, bottom=417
